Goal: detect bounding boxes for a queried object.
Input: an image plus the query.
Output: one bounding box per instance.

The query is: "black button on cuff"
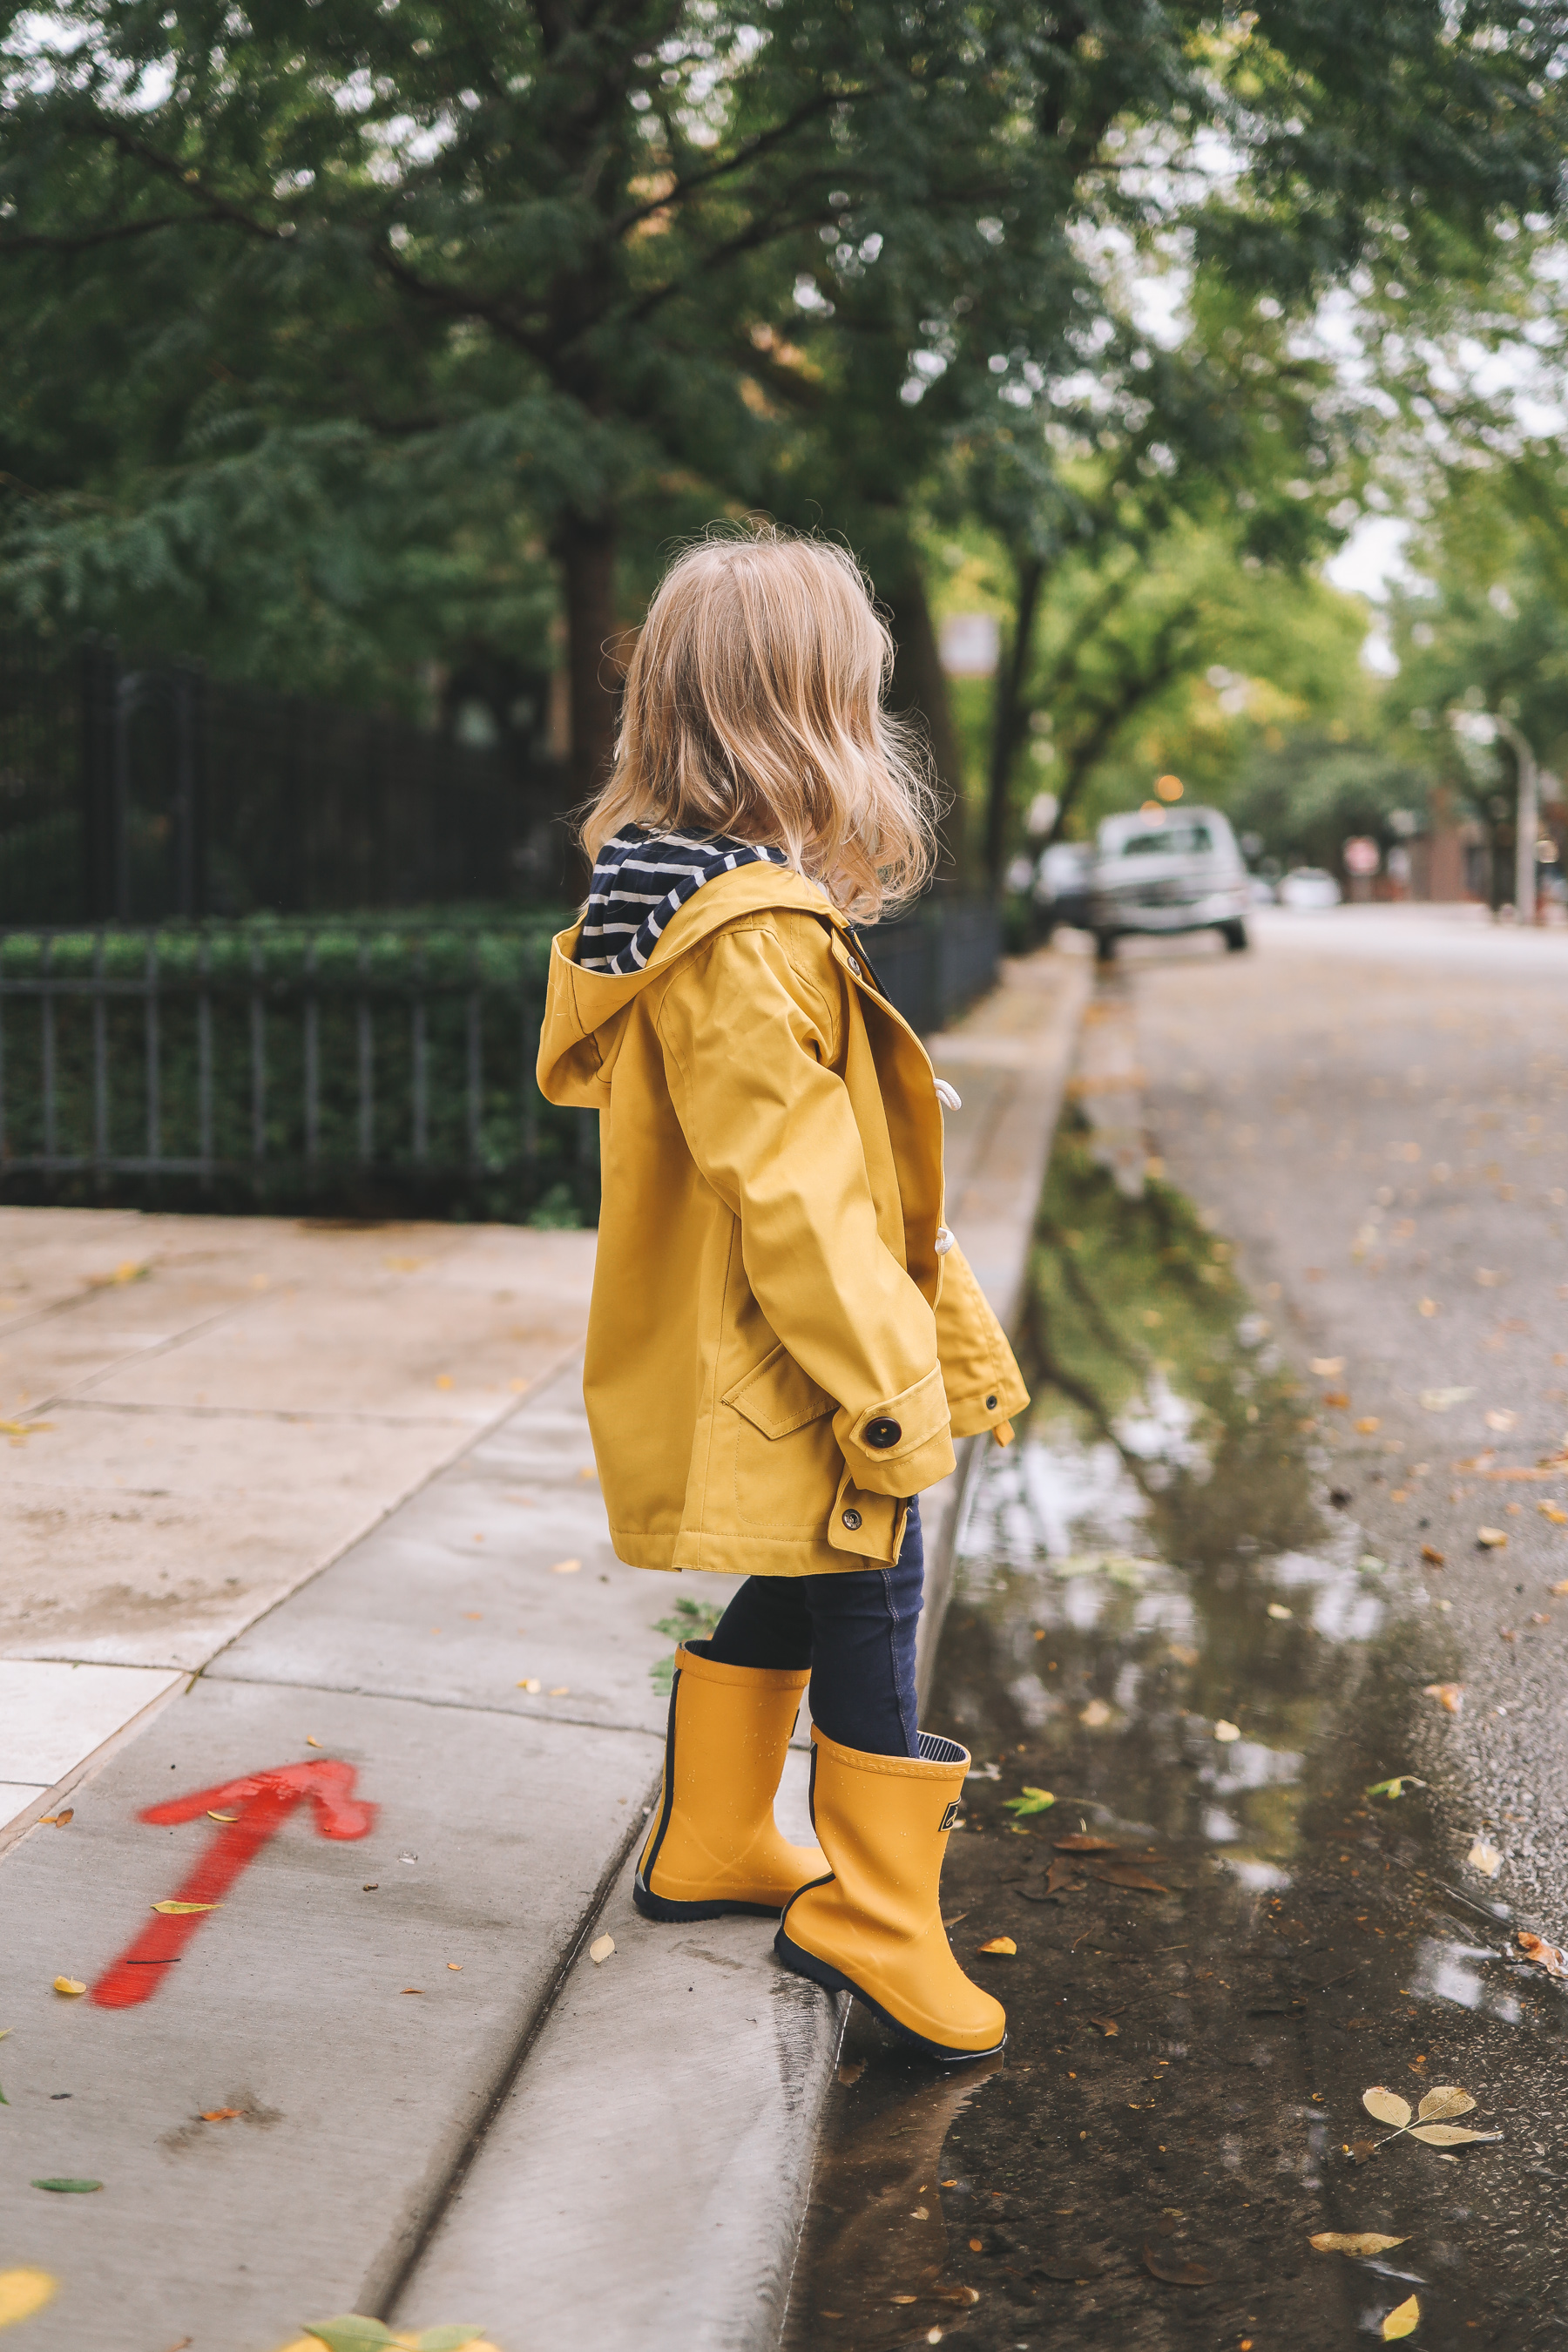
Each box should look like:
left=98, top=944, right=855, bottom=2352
left=864, top=1417, right=902, bottom=1450
left=984, top=1394, right=998, bottom=1411
left=841, top=1508, right=863, bottom=1531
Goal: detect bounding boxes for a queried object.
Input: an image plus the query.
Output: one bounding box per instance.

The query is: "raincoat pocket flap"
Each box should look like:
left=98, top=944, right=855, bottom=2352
left=722, top=1343, right=837, bottom=1440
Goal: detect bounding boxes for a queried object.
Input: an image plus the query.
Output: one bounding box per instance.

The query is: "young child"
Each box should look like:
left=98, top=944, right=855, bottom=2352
left=537, top=528, right=1027, bottom=2060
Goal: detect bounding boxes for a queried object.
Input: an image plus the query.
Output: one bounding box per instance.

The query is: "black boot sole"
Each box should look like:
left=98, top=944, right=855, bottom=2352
left=774, top=1924, right=1006, bottom=2065
left=632, top=1873, right=781, bottom=1923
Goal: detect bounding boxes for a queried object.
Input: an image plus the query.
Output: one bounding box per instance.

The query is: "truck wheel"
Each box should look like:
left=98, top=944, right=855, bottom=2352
left=1094, top=930, right=1118, bottom=963
left=1220, top=920, right=1249, bottom=953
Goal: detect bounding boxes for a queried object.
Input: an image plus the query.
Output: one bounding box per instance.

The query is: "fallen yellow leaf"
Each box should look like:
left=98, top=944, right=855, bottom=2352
left=1267, top=1602, right=1292, bottom=1619
left=1477, top=1526, right=1508, bottom=1548
left=1310, top=1357, right=1343, bottom=1375
left=590, top=1934, right=616, bottom=1963
left=0, top=2269, right=57, bottom=2328
left=548, top=1685, right=571, bottom=1696
left=1213, top=1720, right=1241, bottom=1742
left=517, top=1678, right=542, bottom=1693
left=1311, top=2233, right=1408, bottom=2255
left=1355, top=1416, right=1381, bottom=1436
left=206, top=1810, right=239, bottom=1822
left=1079, top=1699, right=1112, bottom=1728
left=976, top=1936, right=1017, bottom=1956
left=550, top=1558, right=582, bottom=1575
left=434, top=1374, right=455, bottom=1390
left=85, top=1260, right=149, bottom=1288
left=1382, top=2295, right=1420, bottom=2340
left=1424, top=1682, right=1463, bottom=1713
left=0, top=1420, right=52, bottom=1439
left=304, top=1736, right=321, bottom=1748
left=1544, top=1506, right=1568, bottom=1527
left=1467, top=1840, right=1503, bottom=1879
left=152, top=1900, right=220, bottom=1916
left=51, top=1978, right=85, bottom=1997
left=199, top=2107, right=241, bottom=2122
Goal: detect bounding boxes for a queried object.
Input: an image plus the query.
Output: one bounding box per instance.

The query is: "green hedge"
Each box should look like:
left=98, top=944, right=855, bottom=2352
left=0, top=911, right=592, bottom=1223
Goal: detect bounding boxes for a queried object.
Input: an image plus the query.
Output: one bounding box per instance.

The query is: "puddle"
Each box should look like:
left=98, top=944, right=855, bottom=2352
left=786, top=1112, right=1568, bottom=2350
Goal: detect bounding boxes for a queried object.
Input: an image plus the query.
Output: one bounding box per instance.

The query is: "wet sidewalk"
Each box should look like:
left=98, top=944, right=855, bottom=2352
left=0, top=945, right=1089, bottom=2352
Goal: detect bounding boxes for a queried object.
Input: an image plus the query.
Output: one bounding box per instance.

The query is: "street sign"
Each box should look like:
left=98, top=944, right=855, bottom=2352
left=91, top=1760, right=377, bottom=2010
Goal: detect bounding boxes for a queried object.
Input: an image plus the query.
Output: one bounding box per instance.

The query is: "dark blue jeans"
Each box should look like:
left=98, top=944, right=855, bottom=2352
left=700, top=1497, right=923, bottom=1757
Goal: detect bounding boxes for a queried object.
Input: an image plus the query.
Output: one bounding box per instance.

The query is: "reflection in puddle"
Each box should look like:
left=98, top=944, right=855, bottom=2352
left=787, top=1117, right=1566, bottom=2349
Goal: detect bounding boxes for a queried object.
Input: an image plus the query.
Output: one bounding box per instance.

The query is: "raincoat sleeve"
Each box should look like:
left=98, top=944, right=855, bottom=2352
left=656, top=923, right=956, bottom=1498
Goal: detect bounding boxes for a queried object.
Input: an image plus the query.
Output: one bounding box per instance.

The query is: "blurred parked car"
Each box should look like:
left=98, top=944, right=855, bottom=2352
left=1249, top=875, right=1278, bottom=906
left=1278, top=866, right=1342, bottom=909
left=1090, top=807, right=1250, bottom=959
left=1031, top=841, right=1095, bottom=937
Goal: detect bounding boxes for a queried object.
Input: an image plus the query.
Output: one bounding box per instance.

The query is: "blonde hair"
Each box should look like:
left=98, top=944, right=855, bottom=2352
left=579, top=525, right=937, bottom=923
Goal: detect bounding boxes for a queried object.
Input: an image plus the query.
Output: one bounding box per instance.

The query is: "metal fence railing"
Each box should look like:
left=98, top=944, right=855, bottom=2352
left=0, top=631, right=571, bottom=926
left=0, top=897, right=1002, bottom=1220
left=863, top=896, right=1003, bottom=1034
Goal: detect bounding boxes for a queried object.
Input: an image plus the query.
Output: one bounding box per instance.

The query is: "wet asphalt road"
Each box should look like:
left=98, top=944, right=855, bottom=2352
left=787, top=909, right=1568, bottom=2352
left=1137, top=906, right=1568, bottom=1920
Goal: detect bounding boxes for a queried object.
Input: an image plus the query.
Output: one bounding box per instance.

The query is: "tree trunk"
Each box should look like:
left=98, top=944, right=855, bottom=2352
left=887, top=566, right=968, bottom=884
left=559, top=512, right=621, bottom=895
left=984, top=555, right=1044, bottom=890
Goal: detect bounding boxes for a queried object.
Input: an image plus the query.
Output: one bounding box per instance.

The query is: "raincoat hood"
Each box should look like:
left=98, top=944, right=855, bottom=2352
left=538, top=860, right=868, bottom=1106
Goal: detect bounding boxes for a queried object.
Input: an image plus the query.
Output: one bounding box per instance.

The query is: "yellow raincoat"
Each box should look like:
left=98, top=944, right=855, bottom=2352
left=537, top=862, right=1027, bottom=1577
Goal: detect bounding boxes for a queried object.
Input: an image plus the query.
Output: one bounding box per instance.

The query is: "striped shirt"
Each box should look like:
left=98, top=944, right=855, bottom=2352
left=577, top=825, right=790, bottom=975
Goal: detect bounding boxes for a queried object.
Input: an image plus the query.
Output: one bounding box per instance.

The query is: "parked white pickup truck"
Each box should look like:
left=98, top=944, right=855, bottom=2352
left=1090, top=805, right=1251, bottom=961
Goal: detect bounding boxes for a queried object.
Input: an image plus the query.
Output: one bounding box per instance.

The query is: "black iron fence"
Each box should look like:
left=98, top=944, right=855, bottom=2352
left=0, top=632, right=571, bottom=926
left=0, top=897, right=1000, bottom=1220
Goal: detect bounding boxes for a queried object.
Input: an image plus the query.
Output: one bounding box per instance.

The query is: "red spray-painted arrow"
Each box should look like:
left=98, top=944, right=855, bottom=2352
left=91, top=1760, right=377, bottom=2010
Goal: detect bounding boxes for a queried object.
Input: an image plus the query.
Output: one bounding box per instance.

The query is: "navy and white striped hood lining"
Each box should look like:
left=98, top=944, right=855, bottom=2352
left=577, top=825, right=791, bottom=977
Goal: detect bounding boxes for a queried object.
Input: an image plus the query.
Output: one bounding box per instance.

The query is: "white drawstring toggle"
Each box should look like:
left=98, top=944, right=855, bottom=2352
left=933, top=1078, right=963, bottom=1112
left=934, top=1225, right=956, bottom=1256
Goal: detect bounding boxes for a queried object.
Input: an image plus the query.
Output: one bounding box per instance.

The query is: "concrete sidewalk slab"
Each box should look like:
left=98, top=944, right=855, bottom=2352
left=0, top=1660, right=185, bottom=1785
left=212, top=1360, right=727, bottom=1740
left=0, top=1675, right=656, bottom=2352
left=2, top=1213, right=597, bottom=1724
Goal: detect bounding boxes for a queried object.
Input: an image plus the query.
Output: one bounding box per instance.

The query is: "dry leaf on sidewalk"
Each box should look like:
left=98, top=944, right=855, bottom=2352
left=590, top=1935, right=616, bottom=1964
left=0, top=2272, right=57, bottom=2328
left=1477, top=1526, right=1508, bottom=1549
left=1517, top=1932, right=1568, bottom=1978
left=152, top=1901, right=219, bottom=1916
left=1467, top=1840, right=1503, bottom=1878
left=1310, top=2233, right=1407, bottom=2255
left=1382, top=2295, right=1420, bottom=2341
left=51, top=1978, right=85, bottom=1997
left=976, top=1936, right=1017, bottom=1957
left=1424, top=1682, right=1463, bottom=1713
left=1213, top=1720, right=1241, bottom=1742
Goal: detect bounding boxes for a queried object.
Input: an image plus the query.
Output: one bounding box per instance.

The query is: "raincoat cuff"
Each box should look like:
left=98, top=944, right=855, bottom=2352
left=946, top=1368, right=1029, bottom=1442
left=840, top=1367, right=953, bottom=1494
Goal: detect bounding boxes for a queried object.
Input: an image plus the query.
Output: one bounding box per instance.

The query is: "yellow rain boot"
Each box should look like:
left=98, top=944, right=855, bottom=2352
left=633, top=1644, right=824, bottom=1921
left=774, top=1727, right=1005, bottom=2061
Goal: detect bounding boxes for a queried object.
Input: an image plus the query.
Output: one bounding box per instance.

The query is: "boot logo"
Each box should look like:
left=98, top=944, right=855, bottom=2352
left=938, top=1801, right=961, bottom=1831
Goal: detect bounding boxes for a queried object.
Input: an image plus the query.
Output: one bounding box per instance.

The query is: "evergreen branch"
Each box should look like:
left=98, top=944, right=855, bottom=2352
left=0, top=211, right=227, bottom=255
left=608, top=87, right=855, bottom=238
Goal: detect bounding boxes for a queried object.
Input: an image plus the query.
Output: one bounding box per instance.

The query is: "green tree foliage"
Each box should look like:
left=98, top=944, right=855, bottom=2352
left=2, top=0, right=1564, bottom=859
